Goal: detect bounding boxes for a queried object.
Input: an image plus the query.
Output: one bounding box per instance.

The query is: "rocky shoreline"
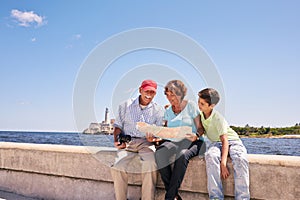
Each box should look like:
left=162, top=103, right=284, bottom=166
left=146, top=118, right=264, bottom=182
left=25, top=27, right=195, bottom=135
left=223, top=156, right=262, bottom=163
left=270, top=134, right=300, bottom=139
left=240, top=134, right=300, bottom=139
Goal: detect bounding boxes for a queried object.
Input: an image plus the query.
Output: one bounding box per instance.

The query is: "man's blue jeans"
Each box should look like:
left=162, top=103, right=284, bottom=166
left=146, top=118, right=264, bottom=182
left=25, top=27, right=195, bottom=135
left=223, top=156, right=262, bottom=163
left=205, top=140, right=250, bottom=200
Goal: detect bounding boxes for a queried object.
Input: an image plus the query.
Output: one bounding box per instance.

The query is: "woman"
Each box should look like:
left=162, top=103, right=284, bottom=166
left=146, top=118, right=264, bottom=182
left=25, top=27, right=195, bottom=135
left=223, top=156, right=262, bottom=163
left=155, top=80, right=204, bottom=200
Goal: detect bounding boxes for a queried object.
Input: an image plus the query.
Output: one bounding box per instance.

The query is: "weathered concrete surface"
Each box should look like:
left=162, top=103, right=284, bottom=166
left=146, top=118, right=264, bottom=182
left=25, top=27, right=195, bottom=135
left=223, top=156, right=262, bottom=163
left=0, top=142, right=299, bottom=200
left=0, top=189, right=38, bottom=200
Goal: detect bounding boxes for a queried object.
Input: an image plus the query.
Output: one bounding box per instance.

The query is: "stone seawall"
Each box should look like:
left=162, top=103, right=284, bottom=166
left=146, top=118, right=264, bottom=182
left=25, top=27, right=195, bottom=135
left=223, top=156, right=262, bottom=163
left=0, top=142, right=299, bottom=200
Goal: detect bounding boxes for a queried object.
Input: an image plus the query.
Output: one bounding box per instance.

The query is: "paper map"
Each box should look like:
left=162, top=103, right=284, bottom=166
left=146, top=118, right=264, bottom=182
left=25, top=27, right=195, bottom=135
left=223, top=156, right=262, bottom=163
left=136, top=122, right=192, bottom=141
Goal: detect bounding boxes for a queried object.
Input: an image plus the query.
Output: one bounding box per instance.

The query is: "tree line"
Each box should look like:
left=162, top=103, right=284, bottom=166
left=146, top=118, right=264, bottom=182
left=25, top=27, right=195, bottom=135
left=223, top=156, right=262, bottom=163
left=230, top=123, right=300, bottom=137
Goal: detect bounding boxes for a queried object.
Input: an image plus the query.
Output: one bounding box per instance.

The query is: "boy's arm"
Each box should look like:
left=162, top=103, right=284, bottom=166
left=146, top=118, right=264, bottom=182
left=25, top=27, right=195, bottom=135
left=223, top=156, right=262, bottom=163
left=196, top=114, right=205, bottom=136
left=220, top=134, right=230, bottom=179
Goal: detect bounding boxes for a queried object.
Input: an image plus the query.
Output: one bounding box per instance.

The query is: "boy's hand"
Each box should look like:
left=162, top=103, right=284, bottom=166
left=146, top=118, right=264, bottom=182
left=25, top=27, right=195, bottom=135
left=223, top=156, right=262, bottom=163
left=220, top=163, right=230, bottom=179
left=219, top=134, right=229, bottom=179
left=114, top=141, right=126, bottom=149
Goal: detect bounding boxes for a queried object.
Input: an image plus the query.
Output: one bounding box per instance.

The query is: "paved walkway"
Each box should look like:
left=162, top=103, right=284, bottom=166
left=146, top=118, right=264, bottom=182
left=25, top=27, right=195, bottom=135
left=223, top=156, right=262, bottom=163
left=0, top=190, right=38, bottom=200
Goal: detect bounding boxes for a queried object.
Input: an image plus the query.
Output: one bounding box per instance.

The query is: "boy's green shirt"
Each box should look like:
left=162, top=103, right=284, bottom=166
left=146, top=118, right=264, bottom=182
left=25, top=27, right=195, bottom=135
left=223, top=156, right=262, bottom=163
left=200, top=110, right=240, bottom=142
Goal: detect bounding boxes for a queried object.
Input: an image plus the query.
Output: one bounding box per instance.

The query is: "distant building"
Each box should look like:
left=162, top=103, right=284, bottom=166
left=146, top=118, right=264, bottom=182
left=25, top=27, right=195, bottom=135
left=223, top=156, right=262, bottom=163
left=83, top=108, right=114, bottom=135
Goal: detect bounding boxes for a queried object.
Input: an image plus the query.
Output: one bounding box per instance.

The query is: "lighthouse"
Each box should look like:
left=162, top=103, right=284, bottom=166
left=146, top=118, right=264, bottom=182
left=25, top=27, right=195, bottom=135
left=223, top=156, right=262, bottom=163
left=83, top=107, right=114, bottom=134
left=104, top=107, right=110, bottom=124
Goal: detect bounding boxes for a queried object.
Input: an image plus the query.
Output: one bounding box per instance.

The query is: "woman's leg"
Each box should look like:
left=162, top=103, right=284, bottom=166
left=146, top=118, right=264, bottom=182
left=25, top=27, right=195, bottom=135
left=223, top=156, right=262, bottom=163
left=155, top=141, right=177, bottom=192
left=165, top=140, right=203, bottom=199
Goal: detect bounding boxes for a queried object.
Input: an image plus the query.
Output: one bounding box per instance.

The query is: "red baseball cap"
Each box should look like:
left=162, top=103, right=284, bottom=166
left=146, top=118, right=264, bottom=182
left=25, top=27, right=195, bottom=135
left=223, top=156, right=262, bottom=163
left=140, top=80, right=157, bottom=92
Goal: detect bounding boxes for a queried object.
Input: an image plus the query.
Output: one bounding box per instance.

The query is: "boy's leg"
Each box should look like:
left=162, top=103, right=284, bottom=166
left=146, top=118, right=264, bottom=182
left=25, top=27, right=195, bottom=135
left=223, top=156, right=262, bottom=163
left=229, top=140, right=250, bottom=200
left=111, top=149, right=136, bottom=200
left=205, top=142, right=224, bottom=200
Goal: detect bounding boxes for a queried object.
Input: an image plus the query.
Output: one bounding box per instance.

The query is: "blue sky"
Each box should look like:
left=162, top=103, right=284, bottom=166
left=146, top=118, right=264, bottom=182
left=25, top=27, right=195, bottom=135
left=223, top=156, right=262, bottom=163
left=1, top=1, right=299, bottom=131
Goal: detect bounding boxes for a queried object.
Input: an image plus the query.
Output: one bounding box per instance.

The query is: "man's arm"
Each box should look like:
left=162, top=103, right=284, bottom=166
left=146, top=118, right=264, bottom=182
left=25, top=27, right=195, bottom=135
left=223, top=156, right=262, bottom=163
left=113, top=102, right=127, bottom=149
left=220, top=134, right=230, bottom=179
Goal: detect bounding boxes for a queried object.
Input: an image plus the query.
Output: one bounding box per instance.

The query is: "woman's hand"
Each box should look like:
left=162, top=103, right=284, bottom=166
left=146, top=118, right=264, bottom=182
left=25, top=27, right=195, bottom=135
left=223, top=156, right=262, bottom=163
left=146, top=132, right=162, bottom=143
left=146, top=132, right=154, bottom=142
left=185, top=133, right=198, bottom=142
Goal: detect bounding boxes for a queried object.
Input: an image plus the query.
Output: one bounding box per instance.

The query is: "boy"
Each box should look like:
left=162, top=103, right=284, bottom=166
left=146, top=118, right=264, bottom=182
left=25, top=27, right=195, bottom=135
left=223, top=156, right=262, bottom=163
left=198, top=88, right=250, bottom=200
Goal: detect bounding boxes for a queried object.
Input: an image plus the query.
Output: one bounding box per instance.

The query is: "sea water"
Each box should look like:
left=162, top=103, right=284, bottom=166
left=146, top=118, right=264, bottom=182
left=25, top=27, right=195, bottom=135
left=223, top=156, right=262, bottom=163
left=0, top=131, right=299, bottom=156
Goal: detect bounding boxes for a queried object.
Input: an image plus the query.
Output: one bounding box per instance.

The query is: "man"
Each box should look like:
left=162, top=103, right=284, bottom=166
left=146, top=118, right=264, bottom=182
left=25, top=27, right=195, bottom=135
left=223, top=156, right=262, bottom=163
left=111, top=79, right=164, bottom=200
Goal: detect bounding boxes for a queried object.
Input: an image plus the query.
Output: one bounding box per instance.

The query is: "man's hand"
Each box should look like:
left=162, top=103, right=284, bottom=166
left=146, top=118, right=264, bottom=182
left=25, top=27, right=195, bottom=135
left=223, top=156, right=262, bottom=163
left=220, top=162, right=230, bottom=179
left=113, top=127, right=126, bottom=149
left=114, top=141, right=126, bottom=149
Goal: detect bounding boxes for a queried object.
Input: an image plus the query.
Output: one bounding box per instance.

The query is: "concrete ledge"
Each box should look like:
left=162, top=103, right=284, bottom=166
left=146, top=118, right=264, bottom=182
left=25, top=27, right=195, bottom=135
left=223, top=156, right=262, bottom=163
left=0, top=142, right=300, bottom=200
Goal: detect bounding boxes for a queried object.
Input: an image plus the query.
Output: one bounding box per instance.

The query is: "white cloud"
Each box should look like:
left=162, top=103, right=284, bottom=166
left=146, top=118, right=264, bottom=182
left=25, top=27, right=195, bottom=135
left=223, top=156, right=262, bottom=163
left=11, top=9, right=46, bottom=27
left=125, top=88, right=136, bottom=94
left=31, top=37, right=36, bottom=42
left=73, top=34, right=81, bottom=40
left=17, top=100, right=31, bottom=106
left=65, top=44, right=73, bottom=49
left=65, top=34, right=82, bottom=49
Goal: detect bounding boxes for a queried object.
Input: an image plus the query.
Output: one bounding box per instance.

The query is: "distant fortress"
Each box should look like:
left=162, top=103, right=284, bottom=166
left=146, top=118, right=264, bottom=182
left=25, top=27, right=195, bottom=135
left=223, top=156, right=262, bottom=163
left=83, top=108, right=115, bottom=135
